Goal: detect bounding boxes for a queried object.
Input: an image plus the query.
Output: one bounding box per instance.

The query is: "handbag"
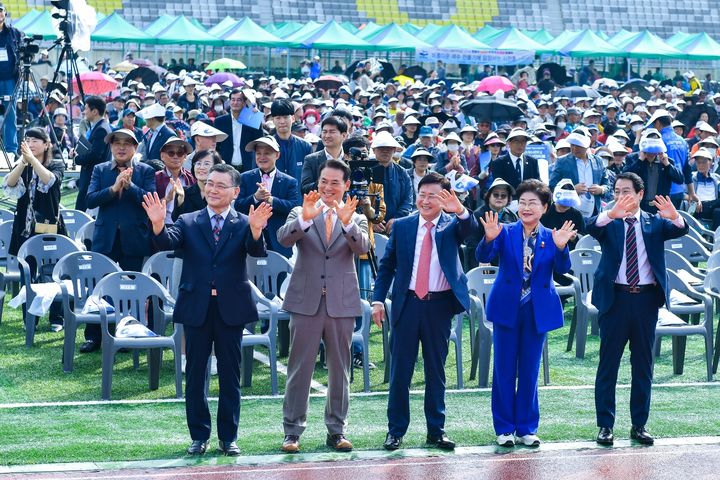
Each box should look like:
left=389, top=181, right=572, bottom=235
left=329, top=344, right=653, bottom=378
left=33, top=212, right=59, bottom=234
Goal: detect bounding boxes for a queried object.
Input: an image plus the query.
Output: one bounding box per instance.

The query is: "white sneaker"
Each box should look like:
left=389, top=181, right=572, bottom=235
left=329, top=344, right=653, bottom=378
left=517, top=434, right=541, bottom=447
left=181, top=354, right=186, bottom=374
left=210, top=356, right=218, bottom=376
left=496, top=433, right=515, bottom=447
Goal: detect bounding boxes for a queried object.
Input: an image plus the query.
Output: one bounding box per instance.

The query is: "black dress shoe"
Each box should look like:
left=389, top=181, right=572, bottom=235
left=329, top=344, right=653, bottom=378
left=426, top=433, right=455, bottom=450
left=383, top=433, right=403, bottom=450
left=630, top=425, right=654, bottom=445
left=596, top=427, right=614, bottom=445
left=218, top=440, right=240, bottom=456
left=186, top=440, right=209, bottom=455
left=79, top=340, right=100, bottom=353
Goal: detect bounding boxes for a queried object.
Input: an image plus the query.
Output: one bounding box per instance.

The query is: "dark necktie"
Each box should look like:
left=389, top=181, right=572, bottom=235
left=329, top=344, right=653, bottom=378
left=212, top=214, right=223, bottom=243
left=514, top=157, right=522, bottom=180
left=625, top=217, right=639, bottom=286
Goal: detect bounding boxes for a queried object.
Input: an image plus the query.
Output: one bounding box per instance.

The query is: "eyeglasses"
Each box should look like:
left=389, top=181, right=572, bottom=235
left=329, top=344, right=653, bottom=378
left=518, top=201, right=542, bottom=209
left=417, top=193, right=439, bottom=201
left=163, top=150, right=185, bottom=158
left=205, top=181, right=235, bottom=190
left=491, top=192, right=508, bottom=199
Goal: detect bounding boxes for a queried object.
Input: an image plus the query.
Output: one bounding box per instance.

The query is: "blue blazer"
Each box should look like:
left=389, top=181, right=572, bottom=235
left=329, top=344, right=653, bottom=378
left=433, top=151, right=468, bottom=175
left=142, top=125, right=176, bottom=162
left=476, top=222, right=571, bottom=333
left=154, top=208, right=266, bottom=327
left=74, top=119, right=112, bottom=211
left=214, top=113, right=263, bottom=170
left=586, top=212, right=689, bottom=315
left=550, top=153, right=609, bottom=213
left=372, top=211, right=478, bottom=326
left=235, top=168, right=301, bottom=257
left=86, top=160, right=156, bottom=258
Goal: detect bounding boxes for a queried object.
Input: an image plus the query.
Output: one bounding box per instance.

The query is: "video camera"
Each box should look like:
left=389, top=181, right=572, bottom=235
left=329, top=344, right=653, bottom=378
left=348, top=147, right=383, bottom=199
left=18, top=34, right=42, bottom=64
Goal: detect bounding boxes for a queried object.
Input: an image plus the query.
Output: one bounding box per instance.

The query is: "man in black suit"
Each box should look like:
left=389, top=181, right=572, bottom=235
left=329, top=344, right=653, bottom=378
left=214, top=88, right=263, bottom=170
left=74, top=96, right=111, bottom=211
left=300, top=116, right=348, bottom=193
left=488, top=128, right=540, bottom=193
left=137, top=103, right=175, bottom=166
left=144, top=164, right=272, bottom=456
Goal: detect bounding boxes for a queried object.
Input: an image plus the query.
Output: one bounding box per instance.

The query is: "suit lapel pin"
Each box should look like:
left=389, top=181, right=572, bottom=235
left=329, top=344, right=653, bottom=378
left=540, top=241, right=545, bottom=248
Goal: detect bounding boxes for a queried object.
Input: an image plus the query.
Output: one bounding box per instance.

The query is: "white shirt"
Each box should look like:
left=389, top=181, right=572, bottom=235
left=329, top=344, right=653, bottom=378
left=324, top=148, right=344, bottom=162
left=510, top=153, right=524, bottom=178
left=206, top=205, right=231, bottom=223
left=231, top=115, right=243, bottom=166
left=595, top=210, right=684, bottom=285
left=297, top=201, right=345, bottom=232
left=412, top=170, right=425, bottom=194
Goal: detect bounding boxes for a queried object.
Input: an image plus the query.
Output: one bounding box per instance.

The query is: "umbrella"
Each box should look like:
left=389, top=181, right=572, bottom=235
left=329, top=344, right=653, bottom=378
left=344, top=59, right=396, bottom=82
left=677, top=102, right=718, bottom=131
left=403, top=65, right=427, bottom=80
left=314, top=75, right=345, bottom=91
left=132, top=59, right=154, bottom=67
left=460, top=97, right=523, bottom=122
left=537, top=62, right=569, bottom=85
left=206, top=58, right=247, bottom=71
left=620, top=79, right=651, bottom=100
left=73, top=72, right=118, bottom=95
left=477, top=76, right=515, bottom=94
left=591, top=78, right=619, bottom=91
left=204, top=72, right=243, bottom=87
left=112, top=60, right=137, bottom=72
left=554, top=86, right=599, bottom=99
left=122, top=67, right=160, bottom=88
left=393, top=74, right=414, bottom=86
left=511, top=66, right=536, bottom=86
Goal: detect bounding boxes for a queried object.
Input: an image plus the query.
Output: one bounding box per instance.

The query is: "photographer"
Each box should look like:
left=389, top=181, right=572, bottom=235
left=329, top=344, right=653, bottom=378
left=0, top=4, right=24, bottom=155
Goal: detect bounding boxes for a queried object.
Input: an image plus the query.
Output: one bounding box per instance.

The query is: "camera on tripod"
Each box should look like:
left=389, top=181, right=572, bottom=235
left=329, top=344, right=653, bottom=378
left=348, top=147, right=383, bottom=199
left=18, top=35, right=42, bottom=63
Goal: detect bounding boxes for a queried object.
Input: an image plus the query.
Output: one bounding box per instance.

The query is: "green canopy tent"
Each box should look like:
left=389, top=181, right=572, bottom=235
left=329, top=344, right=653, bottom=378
left=483, top=27, right=545, bottom=52
left=594, top=30, right=610, bottom=41
left=536, top=30, right=579, bottom=54
left=416, top=23, right=443, bottom=42
left=19, top=10, right=59, bottom=40
left=190, top=18, right=207, bottom=31
left=473, top=25, right=503, bottom=43
left=401, top=23, right=421, bottom=35
left=617, top=30, right=685, bottom=58
left=221, top=17, right=288, bottom=47
left=666, top=32, right=695, bottom=48
left=525, top=28, right=554, bottom=45
left=152, top=15, right=221, bottom=45
left=282, top=21, right=323, bottom=42
left=356, top=21, right=384, bottom=40
left=341, top=22, right=359, bottom=34
left=13, top=9, right=41, bottom=31
left=290, top=20, right=375, bottom=50
left=265, top=21, right=304, bottom=38
left=675, top=32, right=720, bottom=60
left=608, top=29, right=638, bottom=47
left=426, top=25, right=490, bottom=50
left=144, top=15, right=177, bottom=37
left=363, top=23, right=432, bottom=51
left=555, top=29, right=624, bottom=57
left=92, top=12, right=155, bottom=43
left=208, top=16, right=238, bottom=38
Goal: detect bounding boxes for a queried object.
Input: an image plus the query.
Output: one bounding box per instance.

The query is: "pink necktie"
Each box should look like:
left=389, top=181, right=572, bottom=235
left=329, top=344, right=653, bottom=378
left=261, top=173, right=270, bottom=188
left=415, top=221, right=434, bottom=298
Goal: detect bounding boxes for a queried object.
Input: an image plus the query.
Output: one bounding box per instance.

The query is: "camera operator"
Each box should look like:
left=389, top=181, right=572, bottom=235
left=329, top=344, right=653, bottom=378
left=343, top=135, right=385, bottom=369
left=0, top=3, right=24, bottom=156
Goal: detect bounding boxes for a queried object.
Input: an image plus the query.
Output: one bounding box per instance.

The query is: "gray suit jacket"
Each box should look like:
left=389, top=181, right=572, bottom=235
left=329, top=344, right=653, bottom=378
left=300, top=150, right=328, bottom=193
left=278, top=205, right=370, bottom=317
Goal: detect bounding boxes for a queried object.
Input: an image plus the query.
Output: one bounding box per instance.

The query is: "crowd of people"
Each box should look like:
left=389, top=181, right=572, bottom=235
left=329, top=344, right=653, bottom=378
left=0, top=3, right=711, bottom=458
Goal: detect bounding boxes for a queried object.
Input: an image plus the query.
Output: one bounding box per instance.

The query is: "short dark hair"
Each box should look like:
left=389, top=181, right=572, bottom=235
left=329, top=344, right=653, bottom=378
left=614, top=172, right=644, bottom=193
left=85, top=96, right=106, bottom=116
left=654, top=116, right=672, bottom=128
left=516, top=179, right=551, bottom=205
left=342, top=136, right=369, bottom=152
left=209, top=163, right=240, bottom=187
left=319, top=159, right=351, bottom=181
left=192, top=149, right=224, bottom=169
left=321, top=115, right=348, bottom=134
left=418, top=171, right=451, bottom=192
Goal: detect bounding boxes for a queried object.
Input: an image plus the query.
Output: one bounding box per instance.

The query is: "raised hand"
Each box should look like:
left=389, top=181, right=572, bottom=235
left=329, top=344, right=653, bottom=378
left=334, top=196, right=359, bottom=226
left=254, top=182, right=271, bottom=202
left=479, top=210, right=503, bottom=242
left=438, top=189, right=465, bottom=215
left=142, top=192, right=167, bottom=233
left=608, top=194, right=637, bottom=220
left=301, top=191, right=323, bottom=222
left=654, top=195, right=680, bottom=221
left=165, top=178, right=178, bottom=203
left=248, top=202, right=273, bottom=237
left=552, top=220, right=577, bottom=250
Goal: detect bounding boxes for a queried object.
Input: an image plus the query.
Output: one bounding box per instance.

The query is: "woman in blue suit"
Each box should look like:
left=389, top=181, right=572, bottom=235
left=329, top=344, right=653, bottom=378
left=476, top=179, right=576, bottom=448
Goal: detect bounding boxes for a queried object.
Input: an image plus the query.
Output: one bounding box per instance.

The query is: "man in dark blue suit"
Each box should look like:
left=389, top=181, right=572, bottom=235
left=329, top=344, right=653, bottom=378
left=235, top=136, right=301, bottom=257
left=74, top=96, right=111, bottom=211
left=137, top=103, right=175, bottom=165
left=214, top=89, right=263, bottom=170
left=144, top=164, right=272, bottom=456
left=80, top=129, right=157, bottom=353
left=372, top=172, right=478, bottom=451
left=588, top=172, right=688, bottom=446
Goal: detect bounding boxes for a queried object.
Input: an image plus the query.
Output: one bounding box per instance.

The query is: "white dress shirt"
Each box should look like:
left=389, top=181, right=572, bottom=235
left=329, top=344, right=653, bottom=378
left=207, top=205, right=232, bottom=224
left=324, top=148, right=344, bottom=162
left=297, top=201, right=344, bottom=232
left=231, top=115, right=243, bottom=166
left=595, top=210, right=684, bottom=285
left=510, top=153, right=524, bottom=179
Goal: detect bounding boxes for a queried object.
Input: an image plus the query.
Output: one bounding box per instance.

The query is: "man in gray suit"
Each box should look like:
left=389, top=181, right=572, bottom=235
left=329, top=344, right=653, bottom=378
left=278, top=159, right=370, bottom=453
left=300, top=116, right=348, bottom=193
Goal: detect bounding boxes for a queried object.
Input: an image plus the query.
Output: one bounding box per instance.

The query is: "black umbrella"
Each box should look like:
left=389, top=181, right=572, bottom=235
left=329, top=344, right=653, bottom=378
left=677, top=103, right=718, bottom=131
left=344, top=59, right=396, bottom=82
left=460, top=97, right=523, bottom=123
left=403, top=65, right=427, bottom=81
left=538, top=62, right=569, bottom=85
left=554, top=86, right=599, bottom=99
left=620, top=78, right=651, bottom=100
left=419, top=112, right=452, bottom=126
left=122, top=67, right=160, bottom=88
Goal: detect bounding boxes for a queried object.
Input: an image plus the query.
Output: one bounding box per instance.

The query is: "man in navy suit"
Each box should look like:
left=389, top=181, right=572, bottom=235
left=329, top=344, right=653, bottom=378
left=137, top=103, right=175, bottom=165
left=144, top=164, right=272, bottom=456
left=488, top=128, right=541, bottom=192
left=235, top=136, right=301, bottom=257
left=80, top=129, right=157, bottom=353
left=588, top=172, right=688, bottom=446
left=214, top=88, right=263, bottom=170
left=74, top=96, right=111, bottom=211
left=372, top=172, right=479, bottom=451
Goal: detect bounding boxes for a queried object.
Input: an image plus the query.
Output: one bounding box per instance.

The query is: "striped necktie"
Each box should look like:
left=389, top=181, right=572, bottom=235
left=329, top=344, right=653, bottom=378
left=625, top=217, right=639, bottom=286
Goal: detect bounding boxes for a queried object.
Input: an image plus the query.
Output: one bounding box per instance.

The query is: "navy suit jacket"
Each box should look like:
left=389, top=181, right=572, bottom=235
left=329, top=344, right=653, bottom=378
left=214, top=113, right=263, bottom=170
left=87, top=160, right=157, bottom=258
left=153, top=208, right=266, bottom=327
left=586, top=211, right=689, bottom=315
left=235, top=168, right=301, bottom=257
left=550, top=153, right=609, bottom=213
left=141, top=124, right=176, bottom=163
left=489, top=153, right=541, bottom=191
left=476, top=222, right=571, bottom=334
left=74, top=119, right=112, bottom=211
left=372, top=211, right=478, bottom=326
